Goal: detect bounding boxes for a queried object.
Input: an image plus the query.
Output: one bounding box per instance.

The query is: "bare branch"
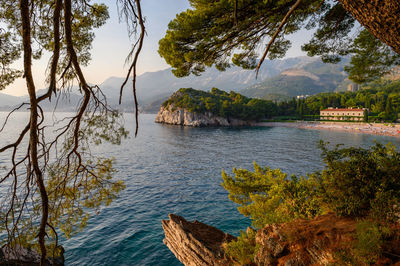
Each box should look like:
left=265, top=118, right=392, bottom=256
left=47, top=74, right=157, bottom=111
left=119, top=0, right=145, bottom=137
left=256, top=0, right=302, bottom=78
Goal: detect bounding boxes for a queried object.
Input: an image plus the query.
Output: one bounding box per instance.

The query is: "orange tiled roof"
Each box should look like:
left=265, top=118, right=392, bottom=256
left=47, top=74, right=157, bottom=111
left=320, top=108, right=363, bottom=112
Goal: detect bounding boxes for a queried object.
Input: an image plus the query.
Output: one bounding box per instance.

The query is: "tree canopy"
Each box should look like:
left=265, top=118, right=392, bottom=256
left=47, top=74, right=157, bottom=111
left=0, top=0, right=145, bottom=264
left=164, top=79, right=400, bottom=123
left=163, top=87, right=277, bottom=121
left=222, top=141, right=400, bottom=226
left=158, top=0, right=400, bottom=83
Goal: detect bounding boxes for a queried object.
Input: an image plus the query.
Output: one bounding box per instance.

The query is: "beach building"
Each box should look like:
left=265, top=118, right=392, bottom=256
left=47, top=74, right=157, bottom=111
left=320, top=107, right=365, bottom=121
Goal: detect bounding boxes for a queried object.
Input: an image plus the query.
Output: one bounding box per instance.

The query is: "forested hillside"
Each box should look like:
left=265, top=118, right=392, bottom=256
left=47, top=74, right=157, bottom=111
left=162, top=88, right=277, bottom=121
left=163, top=78, right=400, bottom=123
left=300, top=79, right=400, bottom=121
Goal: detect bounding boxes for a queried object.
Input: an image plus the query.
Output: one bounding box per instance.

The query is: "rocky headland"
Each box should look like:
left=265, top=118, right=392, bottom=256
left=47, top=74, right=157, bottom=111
left=155, top=105, right=254, bottom=127
left=154, top=88, right=267, bottom=127
left=162, top=213, right=400, bottom=266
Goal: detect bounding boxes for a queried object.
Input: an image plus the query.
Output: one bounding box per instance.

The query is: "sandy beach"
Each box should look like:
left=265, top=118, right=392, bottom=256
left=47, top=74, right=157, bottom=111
left=257, top=121, right=400, bottom=137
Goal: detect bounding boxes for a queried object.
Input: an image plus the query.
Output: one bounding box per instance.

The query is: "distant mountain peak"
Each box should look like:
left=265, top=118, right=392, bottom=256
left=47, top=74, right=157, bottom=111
left=281, top=68, right=320, bottom=81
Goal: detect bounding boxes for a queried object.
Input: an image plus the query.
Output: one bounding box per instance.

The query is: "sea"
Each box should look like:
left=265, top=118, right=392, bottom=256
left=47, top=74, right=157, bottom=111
left=1, top=113, right=399, bottom=265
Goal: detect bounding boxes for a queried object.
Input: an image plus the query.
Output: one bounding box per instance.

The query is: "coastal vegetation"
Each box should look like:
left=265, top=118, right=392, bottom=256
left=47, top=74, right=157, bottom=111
left=2, top=0, right=400, bottom=264
left=162, top=88, right=277, bottom=121
left=159, top=0, right=400, bottom=265
left=0, top=0, right=144, bottom=263
left=162, top=78, right=400, bottom=123
left=222, top=142, right=400, bottom=264
left=299, top=79, right=400, bottom=122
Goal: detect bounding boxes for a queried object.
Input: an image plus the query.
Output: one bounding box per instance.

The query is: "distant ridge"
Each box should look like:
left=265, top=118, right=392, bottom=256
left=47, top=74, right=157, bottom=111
left=240, top=58, right=350, bottom=100
left=0, top=56, right=350, bottom=112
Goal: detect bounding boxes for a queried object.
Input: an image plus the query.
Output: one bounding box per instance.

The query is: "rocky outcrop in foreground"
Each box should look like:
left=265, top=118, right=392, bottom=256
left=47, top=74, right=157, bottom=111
left=0, top=245, right=64, bottom=265
left=162, top=213, right=400, bottom=266
left=155, top=106, right=254, bottom=127
left=161, top=214, right=235, bottom=266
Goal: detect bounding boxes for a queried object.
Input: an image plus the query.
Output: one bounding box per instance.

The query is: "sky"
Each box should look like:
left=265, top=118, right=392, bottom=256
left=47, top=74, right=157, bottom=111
left=3, top=0, right=312, bottom=96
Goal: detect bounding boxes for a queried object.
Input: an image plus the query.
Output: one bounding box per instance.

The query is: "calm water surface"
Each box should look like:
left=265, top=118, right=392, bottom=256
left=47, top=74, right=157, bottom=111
left=1, top=113, right=399, bottom=265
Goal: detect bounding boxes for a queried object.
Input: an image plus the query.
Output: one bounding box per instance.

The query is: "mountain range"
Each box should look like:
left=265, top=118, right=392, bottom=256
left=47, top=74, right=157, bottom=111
left=240, top=58, right=350, bottom=101
left=0, top=56, right=350, bottom=113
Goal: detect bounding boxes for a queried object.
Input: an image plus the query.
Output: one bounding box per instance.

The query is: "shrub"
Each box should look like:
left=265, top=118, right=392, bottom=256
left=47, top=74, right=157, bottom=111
left=222, top=163, right=325, bottom=228
left=222, top=142, right=400, bottom=228
left=225, top=229, right=259, bottom=265
left=353, top=220, right=392, bottom=264
left=319, top=141, right=400, bottom=220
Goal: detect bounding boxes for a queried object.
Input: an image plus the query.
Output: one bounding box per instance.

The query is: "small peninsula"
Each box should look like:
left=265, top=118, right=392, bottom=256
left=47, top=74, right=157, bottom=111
left=155, top=88, right=276, bottom=126
left=155, top=86, right=400, bottom=137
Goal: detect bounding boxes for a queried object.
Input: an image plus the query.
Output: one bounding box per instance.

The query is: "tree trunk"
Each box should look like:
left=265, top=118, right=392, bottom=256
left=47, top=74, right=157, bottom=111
left=19, top=0, right=49, bottom=265
left=339, top=0, right=400, bottom=55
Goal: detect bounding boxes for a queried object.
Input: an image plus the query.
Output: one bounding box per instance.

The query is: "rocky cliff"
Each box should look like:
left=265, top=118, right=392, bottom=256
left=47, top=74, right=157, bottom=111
left=162, top=213, right=400, bottom=266
left=162, top=214, right=235, bottom=266
left=155, top=105, right=254, bottom=127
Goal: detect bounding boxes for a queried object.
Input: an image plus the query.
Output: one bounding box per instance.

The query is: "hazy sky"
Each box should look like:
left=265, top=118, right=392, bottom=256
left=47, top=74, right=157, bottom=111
left=4, top=0, right=311, bottom=96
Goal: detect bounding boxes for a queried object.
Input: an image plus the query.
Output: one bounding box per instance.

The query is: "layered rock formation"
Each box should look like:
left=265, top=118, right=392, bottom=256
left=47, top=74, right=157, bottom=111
left=253, top=213, right=356, bottom=265
left=161, top=214, right=235, bottom=266
left=155, top=105, right=254, bottom=127
left=162, top=213, right=400, bottom=266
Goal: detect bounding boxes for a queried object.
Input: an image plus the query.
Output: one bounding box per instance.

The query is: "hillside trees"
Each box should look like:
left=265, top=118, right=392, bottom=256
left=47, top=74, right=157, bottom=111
left=163, top=87, right=278, bottom=121
left=0, top=0, right=145, bottom=264
left=159, top=0, right=400, bottom=83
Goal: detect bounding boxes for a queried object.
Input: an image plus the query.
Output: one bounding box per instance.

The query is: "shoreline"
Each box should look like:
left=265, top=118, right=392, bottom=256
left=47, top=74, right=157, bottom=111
left=257, top=121, right=400, bottom=137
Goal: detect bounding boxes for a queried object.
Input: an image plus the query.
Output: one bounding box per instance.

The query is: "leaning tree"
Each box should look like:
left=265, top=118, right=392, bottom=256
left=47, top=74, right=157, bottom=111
left=159, top=0, right=400, bottom=84
left=0, top=0, right=145, bottom=264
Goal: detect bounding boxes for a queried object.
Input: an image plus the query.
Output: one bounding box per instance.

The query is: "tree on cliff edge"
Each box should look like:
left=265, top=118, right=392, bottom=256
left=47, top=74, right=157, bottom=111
left=158, top=0, right=400, bottom=84
left=0, top=1, right=145, bottom=264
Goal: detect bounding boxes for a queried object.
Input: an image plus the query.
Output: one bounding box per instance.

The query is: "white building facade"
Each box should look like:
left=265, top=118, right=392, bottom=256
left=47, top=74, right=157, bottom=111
left=320, top=107, right=365, bottom=121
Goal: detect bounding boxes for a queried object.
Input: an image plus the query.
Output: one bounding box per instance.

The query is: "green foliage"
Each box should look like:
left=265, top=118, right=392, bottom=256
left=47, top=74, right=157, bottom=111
left=164, top=77, right=400, bottom=123
left=159, top=0, right=399, bottom=83
left=45, top=158, right=126, bottom=239
left=302, top=3, right=355, bottom=63
left=0, top=30, right=22, bottom=90
left=163, top=88, right=278, bottom=121
left=294, top=79, right=400, bottom=122
left=223, top=142, right=400, bottom=229
left=352, top=220, right=393, bottom=264
left=222, top=163, right=324, bottom=228
left=83, top=111, right=129, bottom=145
left=333, top=220, right=395, bottom=266
left=158, top=0, right=326, bottom=77
left=0, top=0, right=109, bottom=84
left=0, top=110, right=128, bottom=252
left=319, top=142, right=400, bottom=220
left=345, top=30, right=400, bottom=84
left=225, top=229, right=259, bottom=265
left=363, top=109, right=368, bottom=122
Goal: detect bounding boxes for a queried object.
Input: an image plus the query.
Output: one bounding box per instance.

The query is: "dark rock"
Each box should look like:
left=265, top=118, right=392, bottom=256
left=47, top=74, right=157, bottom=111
left=0, top=245, right=64, bottom=266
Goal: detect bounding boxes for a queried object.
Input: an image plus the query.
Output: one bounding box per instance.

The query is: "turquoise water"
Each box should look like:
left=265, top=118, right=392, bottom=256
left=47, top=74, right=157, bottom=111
left=1, top=113, right=399, bottom=265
